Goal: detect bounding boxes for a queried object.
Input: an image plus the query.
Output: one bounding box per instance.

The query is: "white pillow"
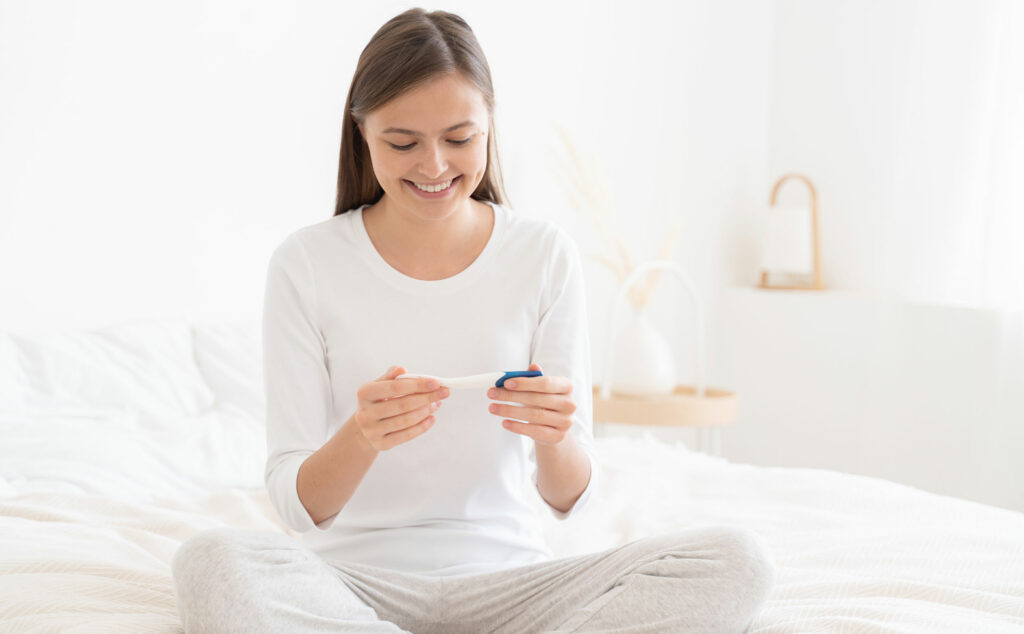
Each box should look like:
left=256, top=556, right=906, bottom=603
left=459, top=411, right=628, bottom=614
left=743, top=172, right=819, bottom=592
left=191, top=320, right=265, bottom=422
left=10, top=319, right=216, bottom=421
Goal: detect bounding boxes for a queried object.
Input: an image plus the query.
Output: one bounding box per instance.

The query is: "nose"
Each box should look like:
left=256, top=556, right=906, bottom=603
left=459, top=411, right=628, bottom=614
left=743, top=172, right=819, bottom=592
left=418, top=141, right=449, bottom=180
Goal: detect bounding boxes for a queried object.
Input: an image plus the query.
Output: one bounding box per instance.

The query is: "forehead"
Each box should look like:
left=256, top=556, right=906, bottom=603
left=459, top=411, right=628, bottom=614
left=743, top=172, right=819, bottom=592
left=366, top=73, right=488, bottom=133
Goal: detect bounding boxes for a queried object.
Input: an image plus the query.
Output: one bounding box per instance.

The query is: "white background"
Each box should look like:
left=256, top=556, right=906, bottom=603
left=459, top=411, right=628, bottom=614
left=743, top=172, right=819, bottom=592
left=1, top=0, right=1022, bottom=511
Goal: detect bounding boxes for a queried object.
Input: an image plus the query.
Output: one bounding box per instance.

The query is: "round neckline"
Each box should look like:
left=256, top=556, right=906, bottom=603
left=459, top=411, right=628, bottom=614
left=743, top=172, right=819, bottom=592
left=352, top=200, right=506, bottom=295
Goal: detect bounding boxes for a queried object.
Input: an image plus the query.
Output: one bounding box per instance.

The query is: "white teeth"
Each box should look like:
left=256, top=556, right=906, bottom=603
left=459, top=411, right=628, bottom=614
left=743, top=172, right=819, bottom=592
left=412, top=178, right=454, bottom=193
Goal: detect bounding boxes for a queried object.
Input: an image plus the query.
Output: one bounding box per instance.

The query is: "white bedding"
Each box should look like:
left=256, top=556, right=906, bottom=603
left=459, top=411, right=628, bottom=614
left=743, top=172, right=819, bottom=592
left=2, top=323, right=1023, bottom=633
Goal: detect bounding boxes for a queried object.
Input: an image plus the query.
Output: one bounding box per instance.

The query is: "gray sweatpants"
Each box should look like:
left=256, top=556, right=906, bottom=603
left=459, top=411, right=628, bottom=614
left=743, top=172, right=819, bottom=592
left=171, top=524, right=775, bottom=633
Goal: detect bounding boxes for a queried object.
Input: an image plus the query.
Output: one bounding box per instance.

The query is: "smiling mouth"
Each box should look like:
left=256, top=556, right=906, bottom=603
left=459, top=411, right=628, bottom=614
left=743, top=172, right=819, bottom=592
left=406, top=176, right=460, bottom=193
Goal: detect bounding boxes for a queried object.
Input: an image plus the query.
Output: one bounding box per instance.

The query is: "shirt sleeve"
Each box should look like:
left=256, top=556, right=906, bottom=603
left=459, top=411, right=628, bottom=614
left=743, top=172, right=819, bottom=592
left=262, top=233, right=340, bottom=533
left=528, top=226, right=601, bottom=520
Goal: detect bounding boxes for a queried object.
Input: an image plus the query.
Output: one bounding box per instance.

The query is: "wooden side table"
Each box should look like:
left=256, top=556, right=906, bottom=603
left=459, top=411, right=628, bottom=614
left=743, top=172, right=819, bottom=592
left=592, top=386, right=738, bottom=455
left=595, top=259, right=738, bottom=456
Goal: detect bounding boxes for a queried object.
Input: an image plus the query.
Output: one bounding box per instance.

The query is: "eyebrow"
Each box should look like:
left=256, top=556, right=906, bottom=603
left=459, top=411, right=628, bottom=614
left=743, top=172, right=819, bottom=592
left=380, top=121, right=475, bottom=136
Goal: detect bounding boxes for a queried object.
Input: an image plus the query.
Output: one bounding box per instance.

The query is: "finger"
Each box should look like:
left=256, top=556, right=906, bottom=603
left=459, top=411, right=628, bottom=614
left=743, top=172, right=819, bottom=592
left=502, top=362, right=542, bottom=391
left=368, top=366, right=407, bottom=398
left=501, top=419, right=564, bottom=445
left=377, top=386, right=449, bottom=419
left=500, top=373, right=573, bottom=395
left=366, top=372, right=440, bottom=402
left=487, top=387, right=576, bottom=414
left=376, top=399, right=442, bottom=435
left=380, top=412, right=436, bottom=449
left=358, top=367, right=405, bottom=403
left=488, top=402, right=571, bottom=430
left=388, top=374, right=441, bottom=398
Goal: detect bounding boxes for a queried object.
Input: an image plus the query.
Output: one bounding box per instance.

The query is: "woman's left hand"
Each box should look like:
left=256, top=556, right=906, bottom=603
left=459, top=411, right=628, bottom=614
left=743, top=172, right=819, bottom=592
left=487, top=363, right=576, bottom=446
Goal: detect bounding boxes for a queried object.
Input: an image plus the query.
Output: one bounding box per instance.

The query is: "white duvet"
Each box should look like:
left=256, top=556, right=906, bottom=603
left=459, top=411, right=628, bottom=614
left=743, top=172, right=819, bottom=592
left=1, top=322, right=1023, bottom=633
left=2, top=406, right=1023, bottom=633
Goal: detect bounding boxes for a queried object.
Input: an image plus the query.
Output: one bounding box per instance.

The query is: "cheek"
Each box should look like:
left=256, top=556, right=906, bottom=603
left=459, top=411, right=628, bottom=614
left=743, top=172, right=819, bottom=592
left=363, top=143, right=381, bottom=175
left=469, top=140, right=488, bottom=174
left=368, top=145, right=403, bottom=181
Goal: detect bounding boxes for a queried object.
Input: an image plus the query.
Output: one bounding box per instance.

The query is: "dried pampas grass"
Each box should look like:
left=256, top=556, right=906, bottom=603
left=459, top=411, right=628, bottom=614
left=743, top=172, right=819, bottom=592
left=550, top=123, right=681, bottom=309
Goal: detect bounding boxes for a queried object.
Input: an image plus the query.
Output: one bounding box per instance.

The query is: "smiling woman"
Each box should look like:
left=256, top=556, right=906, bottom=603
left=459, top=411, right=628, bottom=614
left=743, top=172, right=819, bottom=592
left=168, top=7, right=776, bottom=634
left=334, top=11, right=505, bottom=283
left=353, top=70, right=495, bottom=280
left=336, top=10, right=506, bottom=218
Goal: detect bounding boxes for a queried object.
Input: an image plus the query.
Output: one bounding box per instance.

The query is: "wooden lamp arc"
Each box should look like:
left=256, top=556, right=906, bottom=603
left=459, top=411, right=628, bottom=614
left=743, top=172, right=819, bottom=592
left=759, top=173, right=826, bottom=291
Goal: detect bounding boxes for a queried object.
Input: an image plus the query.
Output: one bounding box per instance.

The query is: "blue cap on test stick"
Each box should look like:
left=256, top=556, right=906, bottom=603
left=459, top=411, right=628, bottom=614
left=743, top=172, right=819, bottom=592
left=495, top=370, right=542, bottom=388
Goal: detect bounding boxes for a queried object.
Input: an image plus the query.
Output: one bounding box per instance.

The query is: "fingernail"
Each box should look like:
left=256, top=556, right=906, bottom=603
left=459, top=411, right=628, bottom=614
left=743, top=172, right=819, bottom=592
left=487, top=388, right=497, bottom=398
left=433, top=401, right=441, bottom=409
left=506, top=380, right=517, bottom=389
left=427, top=379, right=440, bottom=389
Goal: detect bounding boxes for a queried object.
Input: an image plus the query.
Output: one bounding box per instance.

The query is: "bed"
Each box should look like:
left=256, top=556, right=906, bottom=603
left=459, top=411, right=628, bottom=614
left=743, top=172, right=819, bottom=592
left=2, top=320, right=1022, bottom=633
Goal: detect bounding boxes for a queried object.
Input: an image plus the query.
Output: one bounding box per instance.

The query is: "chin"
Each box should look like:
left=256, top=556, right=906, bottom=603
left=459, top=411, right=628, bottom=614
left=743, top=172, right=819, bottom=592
left=404, top=196, right=458, bottom=218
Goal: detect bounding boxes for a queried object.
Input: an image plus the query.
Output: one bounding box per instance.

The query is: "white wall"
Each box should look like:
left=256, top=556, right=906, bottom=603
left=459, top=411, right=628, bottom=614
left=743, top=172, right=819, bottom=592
left=754, top=0, right=1006, bottom=305
left=599, top=0, right=1024, bottom=515
left=715, top=288, right=1024, bottom=512
left=714, top=0, right=1024, bottom=512
left=0, top=0, right=774, bottom=481
left=3, top=1, right=1019, bottom=512
left=0, top=0, right=773, bottom=342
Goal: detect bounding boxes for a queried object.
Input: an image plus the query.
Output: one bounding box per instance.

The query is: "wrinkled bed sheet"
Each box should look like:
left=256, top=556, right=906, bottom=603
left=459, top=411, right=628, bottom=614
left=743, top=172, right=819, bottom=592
left=2, top=407, right=1023, bottom=633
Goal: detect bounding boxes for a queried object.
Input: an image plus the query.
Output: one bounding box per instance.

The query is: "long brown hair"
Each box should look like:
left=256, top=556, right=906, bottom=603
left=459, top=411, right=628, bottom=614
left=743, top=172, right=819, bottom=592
left=334, top=8, right=508, bottom=216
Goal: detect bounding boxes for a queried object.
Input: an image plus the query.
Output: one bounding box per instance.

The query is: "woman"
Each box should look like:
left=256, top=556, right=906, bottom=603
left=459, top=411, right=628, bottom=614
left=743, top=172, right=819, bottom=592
left=172, top=8, right=775, bottom=633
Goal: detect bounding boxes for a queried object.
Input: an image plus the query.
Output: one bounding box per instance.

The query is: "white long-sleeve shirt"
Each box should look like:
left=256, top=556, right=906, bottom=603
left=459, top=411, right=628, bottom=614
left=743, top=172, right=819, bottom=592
left=261, top=200, right=600, bottom=577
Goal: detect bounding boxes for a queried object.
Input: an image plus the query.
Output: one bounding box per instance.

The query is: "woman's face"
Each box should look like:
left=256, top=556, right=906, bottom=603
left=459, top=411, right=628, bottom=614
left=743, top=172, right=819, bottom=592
left=359, top=72, right=489, bottom=220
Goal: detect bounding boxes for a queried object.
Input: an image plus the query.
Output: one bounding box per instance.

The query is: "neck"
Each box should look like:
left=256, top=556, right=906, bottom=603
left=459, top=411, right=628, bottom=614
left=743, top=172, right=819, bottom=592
left=364, top=195, right=488, bottom=263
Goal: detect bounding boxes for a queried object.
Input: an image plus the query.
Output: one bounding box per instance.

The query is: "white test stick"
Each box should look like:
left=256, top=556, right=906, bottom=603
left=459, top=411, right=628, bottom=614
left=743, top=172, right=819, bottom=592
left=395, top=372, right=505, bottom=390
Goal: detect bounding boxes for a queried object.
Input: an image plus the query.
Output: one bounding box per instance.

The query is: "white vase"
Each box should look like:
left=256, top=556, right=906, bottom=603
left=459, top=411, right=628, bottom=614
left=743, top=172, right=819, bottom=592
left=610, top=304, right=677, bottom=396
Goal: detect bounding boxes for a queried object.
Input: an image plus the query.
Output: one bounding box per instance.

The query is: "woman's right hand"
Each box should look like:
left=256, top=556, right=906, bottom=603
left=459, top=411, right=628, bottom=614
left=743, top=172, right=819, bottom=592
left=353, top=366, right=450, bottom=451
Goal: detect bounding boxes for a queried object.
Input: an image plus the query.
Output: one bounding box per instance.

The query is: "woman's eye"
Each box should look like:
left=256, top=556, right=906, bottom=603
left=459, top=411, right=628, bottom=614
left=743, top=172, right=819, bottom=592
left=386, top=137, right=472, bottom=151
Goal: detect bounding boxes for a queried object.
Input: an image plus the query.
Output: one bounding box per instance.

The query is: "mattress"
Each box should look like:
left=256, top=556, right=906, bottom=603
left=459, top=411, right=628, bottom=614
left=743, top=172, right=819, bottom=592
left=1, top=406, right=1022, bottom=633
left=1, top=322, right=1022, bottom=632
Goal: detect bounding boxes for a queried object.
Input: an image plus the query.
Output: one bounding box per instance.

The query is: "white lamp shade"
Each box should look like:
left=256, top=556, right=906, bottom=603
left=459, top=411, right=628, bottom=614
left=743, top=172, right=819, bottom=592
left=760, top=203, right=814, bottom=274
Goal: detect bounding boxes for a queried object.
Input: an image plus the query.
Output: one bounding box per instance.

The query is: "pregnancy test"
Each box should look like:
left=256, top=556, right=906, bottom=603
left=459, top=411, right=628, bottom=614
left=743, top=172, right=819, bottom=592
left=396, top=370, right=542, bottom=390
